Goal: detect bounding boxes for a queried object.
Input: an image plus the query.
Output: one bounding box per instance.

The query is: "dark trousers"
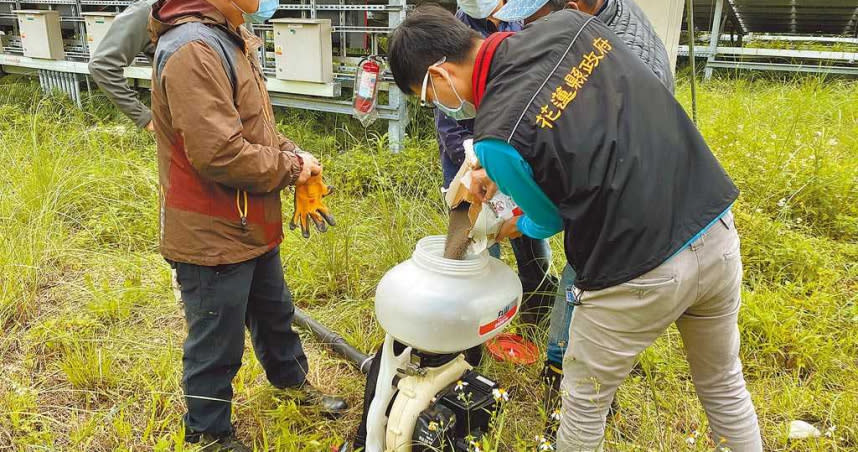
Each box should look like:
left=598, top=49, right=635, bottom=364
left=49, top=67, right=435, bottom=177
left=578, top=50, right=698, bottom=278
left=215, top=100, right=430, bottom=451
left=508, top=235, right=557, bottom=326
left=174, top=246, right=308, bottom=438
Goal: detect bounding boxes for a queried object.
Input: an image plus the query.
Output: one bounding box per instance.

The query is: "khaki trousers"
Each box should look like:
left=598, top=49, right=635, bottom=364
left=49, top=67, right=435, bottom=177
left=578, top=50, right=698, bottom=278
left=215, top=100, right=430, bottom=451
left=557, top=212, right=762, bottom=451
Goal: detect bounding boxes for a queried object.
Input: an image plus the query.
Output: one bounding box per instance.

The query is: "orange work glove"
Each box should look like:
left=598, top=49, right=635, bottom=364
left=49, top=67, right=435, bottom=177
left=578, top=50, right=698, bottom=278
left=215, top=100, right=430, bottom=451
left=290, top=174, right=335, bottom=238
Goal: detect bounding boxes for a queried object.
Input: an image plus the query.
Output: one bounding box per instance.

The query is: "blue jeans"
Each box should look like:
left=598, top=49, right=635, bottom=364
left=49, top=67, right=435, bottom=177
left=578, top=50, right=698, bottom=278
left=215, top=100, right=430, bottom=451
left=546, top=263, right=577, bottom=365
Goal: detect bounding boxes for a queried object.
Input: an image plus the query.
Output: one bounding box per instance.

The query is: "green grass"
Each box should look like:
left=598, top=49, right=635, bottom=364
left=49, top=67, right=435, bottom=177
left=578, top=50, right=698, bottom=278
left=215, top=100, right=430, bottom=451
left=0, top=73, right=856, bottom=451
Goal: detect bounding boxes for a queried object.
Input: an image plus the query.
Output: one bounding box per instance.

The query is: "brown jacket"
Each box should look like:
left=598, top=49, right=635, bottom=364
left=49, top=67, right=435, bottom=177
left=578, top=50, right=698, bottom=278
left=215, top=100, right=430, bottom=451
left=149, top=3, right=302, bottom=266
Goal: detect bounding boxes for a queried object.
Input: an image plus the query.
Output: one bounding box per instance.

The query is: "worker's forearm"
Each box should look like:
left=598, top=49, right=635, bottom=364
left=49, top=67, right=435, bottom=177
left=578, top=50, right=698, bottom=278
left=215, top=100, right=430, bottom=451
left=191, top=140, right=304, bottom=193
left=518, top=215, right=563, bottom=239
left=166, top=43, right=304, bottom=193
left=89, top=62, right=152, bottom=127
left=475, top=139, right=564, bottom=239
left=88, top=0, right=154, bottom=128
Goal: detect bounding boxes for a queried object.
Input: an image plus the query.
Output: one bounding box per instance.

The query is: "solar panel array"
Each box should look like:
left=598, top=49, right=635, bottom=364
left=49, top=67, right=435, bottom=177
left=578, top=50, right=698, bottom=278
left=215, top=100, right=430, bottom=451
left=686, top=0, right=858, bottom=36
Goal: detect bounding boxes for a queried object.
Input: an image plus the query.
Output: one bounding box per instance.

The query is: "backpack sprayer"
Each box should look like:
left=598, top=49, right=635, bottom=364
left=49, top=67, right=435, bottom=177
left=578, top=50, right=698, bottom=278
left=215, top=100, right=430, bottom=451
left=296, top=235, right=522, bottom=452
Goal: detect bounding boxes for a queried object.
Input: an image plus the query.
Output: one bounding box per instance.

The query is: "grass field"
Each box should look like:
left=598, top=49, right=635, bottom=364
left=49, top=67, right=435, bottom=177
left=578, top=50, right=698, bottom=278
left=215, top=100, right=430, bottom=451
left=0, top=73, right=856, bottom=451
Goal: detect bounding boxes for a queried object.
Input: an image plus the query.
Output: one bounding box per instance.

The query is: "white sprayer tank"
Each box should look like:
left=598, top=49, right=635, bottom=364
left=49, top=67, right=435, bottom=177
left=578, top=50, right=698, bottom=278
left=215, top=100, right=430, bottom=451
left=374, top=236, right=523, bottom=354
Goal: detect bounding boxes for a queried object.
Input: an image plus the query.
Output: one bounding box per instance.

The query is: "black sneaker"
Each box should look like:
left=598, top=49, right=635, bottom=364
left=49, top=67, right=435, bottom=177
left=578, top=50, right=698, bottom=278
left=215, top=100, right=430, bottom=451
left=195, top=433, right=252, bottom=452
left=280, top=383, right=349, bottom=418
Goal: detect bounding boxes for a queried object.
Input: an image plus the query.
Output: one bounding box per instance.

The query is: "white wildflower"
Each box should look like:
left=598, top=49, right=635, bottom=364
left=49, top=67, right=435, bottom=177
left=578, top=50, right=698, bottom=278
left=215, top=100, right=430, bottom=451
left=455, top=380, right=469, bottom=392
left=539, top=441, right=555, bottom=451
left=777, top=198, right=787, bottom=208
left=550, top=409, right=562, bottom=422
left=536, top=436, right=555, bottom=451
left=492, top=388, right=509, bottom=402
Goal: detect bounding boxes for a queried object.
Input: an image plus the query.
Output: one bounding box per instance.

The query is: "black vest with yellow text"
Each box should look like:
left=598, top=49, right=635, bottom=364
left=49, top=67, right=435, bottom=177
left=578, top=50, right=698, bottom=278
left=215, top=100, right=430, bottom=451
left=474, top=10, right=738, bottom=290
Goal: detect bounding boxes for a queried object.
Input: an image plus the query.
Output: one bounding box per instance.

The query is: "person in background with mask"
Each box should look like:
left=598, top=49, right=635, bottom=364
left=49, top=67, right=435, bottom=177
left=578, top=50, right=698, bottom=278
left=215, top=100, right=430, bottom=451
left=149, top=0, right=345, bottom=449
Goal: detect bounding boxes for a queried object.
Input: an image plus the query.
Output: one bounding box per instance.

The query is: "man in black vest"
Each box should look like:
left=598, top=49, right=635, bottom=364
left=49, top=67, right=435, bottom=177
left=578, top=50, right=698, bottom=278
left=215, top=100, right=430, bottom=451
left=387, top=6, right=762, bottom=451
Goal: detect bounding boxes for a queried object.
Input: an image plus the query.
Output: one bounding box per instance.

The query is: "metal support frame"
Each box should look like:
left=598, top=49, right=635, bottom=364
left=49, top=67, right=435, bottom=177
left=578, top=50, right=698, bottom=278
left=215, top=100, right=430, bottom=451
left=685, top=0, right=858, bottom=79
left=37, top=68, right=82, bottom=106
left=0, top=0, right=410, bottom=152
left=386, top=0, right=408, bottom=152
left=706, top=60, right=858, bottom=76
left=247, top=0, right=409, bottom=151
left=678, top=45, right=858, bottom=76
left=703, top=0, right=724, bottom=80
left=685, top=0, right=698, bottom=124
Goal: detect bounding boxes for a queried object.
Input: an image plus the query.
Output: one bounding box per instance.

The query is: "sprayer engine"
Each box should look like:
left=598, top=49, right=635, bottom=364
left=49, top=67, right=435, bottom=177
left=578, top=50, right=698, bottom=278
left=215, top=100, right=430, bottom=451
left=411, top=367, right=501, bottom=451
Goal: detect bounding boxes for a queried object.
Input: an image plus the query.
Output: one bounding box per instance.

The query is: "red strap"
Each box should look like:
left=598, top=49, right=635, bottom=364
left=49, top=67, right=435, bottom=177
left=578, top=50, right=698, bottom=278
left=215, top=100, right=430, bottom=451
left=472, top=32, right=514, bottom=109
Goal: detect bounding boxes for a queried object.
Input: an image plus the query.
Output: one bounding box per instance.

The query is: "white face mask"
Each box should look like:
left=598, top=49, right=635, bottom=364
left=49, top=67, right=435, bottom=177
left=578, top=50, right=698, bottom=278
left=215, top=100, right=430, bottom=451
left=421, top=58, right=478, bottom=121
left=458, top=0, right=500, bottom=19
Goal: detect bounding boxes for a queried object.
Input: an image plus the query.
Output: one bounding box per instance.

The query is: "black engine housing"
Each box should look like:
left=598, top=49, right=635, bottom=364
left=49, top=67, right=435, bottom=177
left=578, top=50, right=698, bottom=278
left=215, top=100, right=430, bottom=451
left=412, top=370, right=501, bottom=451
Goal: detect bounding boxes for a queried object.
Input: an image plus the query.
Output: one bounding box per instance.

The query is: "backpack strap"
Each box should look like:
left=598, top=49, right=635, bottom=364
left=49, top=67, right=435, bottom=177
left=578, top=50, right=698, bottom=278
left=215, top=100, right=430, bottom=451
left=472, top=31, right=513, bottom=110
left=154, top=22, right=240, bottom=99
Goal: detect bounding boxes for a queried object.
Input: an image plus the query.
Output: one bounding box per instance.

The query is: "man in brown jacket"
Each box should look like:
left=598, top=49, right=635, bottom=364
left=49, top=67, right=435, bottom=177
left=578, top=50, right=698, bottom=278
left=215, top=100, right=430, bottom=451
left=149, top=0, right=345, bottom=448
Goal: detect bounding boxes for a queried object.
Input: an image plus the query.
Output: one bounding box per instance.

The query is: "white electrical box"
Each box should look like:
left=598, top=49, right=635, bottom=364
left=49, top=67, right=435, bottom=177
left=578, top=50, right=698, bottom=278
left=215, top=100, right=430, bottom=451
left=82, top=12, right=118, bottom=57
left=271, top=19, right=333, bottom=84
left=14, top=10, right=65, bottom=60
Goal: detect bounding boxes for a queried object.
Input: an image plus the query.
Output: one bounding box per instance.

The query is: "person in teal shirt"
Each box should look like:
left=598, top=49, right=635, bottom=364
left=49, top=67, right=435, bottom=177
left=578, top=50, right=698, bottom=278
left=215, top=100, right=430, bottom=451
left=387, top=7, right=761, bottom=450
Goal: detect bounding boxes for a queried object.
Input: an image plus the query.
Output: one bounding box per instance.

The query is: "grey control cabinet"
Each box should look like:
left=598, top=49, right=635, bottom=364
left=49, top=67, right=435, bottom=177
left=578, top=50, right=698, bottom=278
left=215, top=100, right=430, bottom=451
left=14, top=10, right=65, bottom=60
left=271, top=19, right=334, bottom=83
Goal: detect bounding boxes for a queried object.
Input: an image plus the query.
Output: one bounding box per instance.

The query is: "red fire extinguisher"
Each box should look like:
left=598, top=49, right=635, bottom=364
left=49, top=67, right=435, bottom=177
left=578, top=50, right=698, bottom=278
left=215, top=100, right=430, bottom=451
left=353, top=55, right=384, bottom=126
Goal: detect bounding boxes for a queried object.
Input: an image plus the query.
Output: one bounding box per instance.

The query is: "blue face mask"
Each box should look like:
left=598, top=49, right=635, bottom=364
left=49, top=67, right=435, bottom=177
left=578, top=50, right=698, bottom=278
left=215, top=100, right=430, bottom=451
left=234, top=0, right=278, bottom=23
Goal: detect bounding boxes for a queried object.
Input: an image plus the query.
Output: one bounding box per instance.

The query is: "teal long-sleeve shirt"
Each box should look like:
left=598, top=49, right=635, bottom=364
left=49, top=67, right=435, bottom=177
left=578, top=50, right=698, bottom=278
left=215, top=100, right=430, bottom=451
left=474, top=139, right=563, bottom=239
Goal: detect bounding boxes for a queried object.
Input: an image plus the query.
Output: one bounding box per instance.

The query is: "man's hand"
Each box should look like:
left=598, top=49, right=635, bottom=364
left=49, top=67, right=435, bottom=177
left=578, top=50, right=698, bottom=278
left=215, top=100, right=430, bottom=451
left=296, top=152, right=323, bottom=186
left=469, top=168, right=498, bottom=203
left=145, top=121, right=155, bottom=133
left=497, top=216, right=523, bottom=242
